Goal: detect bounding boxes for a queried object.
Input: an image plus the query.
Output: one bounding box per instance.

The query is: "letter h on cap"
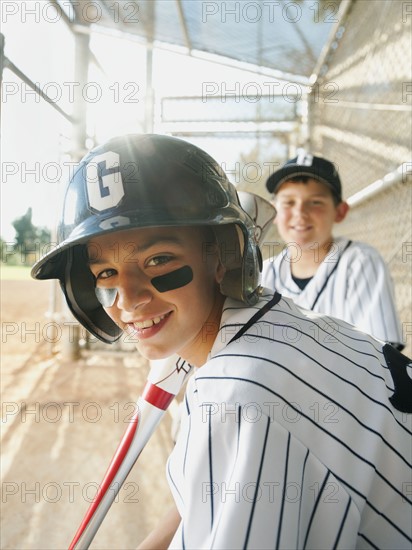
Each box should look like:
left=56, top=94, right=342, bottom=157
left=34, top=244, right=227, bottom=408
left=296, top=152, right=314, bottom=166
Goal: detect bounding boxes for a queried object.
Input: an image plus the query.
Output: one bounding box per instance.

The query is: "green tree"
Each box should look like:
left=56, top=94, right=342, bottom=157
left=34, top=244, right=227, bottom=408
left=12, top=208, right=36, bottom=249
left=11, top=208, right=51, bottom=265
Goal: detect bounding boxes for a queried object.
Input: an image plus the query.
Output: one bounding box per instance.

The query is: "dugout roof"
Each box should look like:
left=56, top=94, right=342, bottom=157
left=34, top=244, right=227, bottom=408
left=58, top=0, right=344, bottom=83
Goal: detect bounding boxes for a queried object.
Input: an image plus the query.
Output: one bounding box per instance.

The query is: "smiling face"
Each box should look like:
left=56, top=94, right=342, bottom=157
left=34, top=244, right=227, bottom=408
left=87, top=226, right=225, bottom=366
left=273, top=178, right=348, bottom=252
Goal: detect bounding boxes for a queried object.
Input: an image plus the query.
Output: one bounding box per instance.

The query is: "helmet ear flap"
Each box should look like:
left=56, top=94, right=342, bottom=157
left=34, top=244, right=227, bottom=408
left=213, top=223, right=243, bottom=266
left=212, top=224, right=261, bottom=305
left=63, top=246, right=122, bottom=344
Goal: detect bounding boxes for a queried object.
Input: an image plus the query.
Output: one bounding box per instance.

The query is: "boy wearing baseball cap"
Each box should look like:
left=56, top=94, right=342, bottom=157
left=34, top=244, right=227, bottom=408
left=263, top=152, right=404, bottom=349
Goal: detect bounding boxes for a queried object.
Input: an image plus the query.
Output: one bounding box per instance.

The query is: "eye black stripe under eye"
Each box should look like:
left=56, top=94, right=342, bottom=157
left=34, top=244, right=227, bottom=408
left=94, top=265, right=194, bottom=306
left=151, top=265, right=193, bottom=292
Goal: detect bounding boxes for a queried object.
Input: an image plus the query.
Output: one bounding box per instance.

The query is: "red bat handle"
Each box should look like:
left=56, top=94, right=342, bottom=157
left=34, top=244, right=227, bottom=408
left=68, top=412, right=140, bottom=550
left=68, top=382, right=177, bottom=550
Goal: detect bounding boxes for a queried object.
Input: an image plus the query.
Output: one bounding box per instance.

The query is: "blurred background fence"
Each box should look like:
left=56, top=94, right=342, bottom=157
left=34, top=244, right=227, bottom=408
left=308, top=0, right=412, bottom=354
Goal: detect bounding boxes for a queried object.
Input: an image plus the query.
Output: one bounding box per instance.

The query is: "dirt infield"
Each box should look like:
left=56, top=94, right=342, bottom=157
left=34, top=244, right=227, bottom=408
left=1, top=279, right=174, bottom=550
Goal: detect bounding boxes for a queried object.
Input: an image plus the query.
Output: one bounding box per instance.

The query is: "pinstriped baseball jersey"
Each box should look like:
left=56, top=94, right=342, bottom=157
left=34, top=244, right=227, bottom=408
left=261, top=237, right=404, bottom=349
left=167, top=291, right=411, bottom=549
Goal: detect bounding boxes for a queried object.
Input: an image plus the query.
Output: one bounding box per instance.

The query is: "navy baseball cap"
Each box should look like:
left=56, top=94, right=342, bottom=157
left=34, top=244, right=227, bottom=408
left=266, top=152, right=342, bottom=202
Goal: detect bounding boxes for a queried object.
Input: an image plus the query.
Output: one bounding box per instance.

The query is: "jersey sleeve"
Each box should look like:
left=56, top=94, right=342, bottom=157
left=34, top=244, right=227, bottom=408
left=343, top=245, right=404, bottom=348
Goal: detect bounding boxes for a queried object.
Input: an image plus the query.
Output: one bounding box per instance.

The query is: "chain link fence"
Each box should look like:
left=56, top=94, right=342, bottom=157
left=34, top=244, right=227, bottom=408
left=308, top=0, right=412, bottom=355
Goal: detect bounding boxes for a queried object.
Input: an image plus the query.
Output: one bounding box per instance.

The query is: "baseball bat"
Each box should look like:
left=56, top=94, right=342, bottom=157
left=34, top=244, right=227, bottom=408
left=68, top=358, right=192, bottom=550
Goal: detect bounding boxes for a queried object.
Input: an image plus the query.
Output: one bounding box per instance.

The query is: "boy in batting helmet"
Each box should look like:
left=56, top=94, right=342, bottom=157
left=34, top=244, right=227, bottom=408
left=32, top=135, right=411, bottom=549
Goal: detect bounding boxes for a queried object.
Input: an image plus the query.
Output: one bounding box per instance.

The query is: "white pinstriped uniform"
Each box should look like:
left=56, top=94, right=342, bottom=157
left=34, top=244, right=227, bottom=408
left=167, top=290, right=411, bottom=549
left=262, top=237, right=404, bottom=349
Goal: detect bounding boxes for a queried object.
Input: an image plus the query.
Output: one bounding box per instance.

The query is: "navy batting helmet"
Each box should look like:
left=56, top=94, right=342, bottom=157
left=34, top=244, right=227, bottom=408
left=31, top=134, right=262, bottom=343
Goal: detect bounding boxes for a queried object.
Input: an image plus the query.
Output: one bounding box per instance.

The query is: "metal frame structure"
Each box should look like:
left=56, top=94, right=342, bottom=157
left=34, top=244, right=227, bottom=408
left=2, top=0, right=410, bottom=356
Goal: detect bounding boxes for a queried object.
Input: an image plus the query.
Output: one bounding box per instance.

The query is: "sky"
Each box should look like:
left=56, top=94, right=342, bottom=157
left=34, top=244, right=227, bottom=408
left=1, top=2, right=297, bottom=242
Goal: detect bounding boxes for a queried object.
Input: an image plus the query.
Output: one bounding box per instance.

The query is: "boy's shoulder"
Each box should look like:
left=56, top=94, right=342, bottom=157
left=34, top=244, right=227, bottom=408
left=339, top=238, right=384, bottom=257
left=208, top=296, right=412, bottom=414
left=211, top=292, right=411, bottom=415
left=335, top=239, right=389, bottom=272
left=216, top=290, right=394, bottom=370
left=218, top=290, right=379, bottom=344
left=262, top=237, right=385, bottom=266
